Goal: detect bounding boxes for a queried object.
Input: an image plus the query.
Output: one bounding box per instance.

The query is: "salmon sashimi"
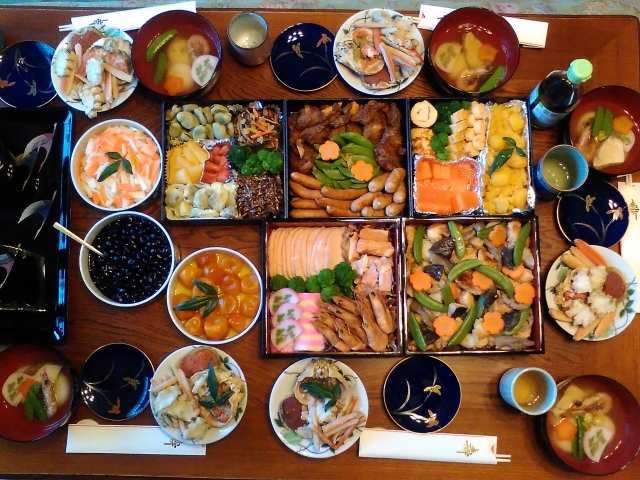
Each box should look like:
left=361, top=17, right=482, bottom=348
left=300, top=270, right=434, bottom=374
left=415, top=157, right=481, bottom=214
left=178, top=347, right=220, bottom=377
left=77, top=124, right=161, bottom=209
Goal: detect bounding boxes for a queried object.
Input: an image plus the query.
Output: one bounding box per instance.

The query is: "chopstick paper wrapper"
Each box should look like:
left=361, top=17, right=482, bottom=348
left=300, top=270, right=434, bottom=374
left=617, top=179, right=640, bottom=313
left=359, top=428, right=505, bottom=464
left=66, top=423, right=206, bottom=455
left=416, top=4, right=548, bottom=48
left=58, top=1, right=196, bottom=32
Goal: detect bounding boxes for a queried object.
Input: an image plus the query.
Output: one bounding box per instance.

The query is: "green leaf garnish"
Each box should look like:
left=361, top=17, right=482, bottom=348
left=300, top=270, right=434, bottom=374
left=489, top=148, right=514, bottom=177
left=202, top=298, right=219, bottom=319
left=515, top=146, right=526, bottom=157
left=121, top=158, right=133, bottom=174
left=502, top=137, right=516, bottom=147
left=216, top=391, right=233, bottom=406
left=192, top=279, right=217, bottom=296
left=207, top=361, right=218, bottom=403
left=107, top=151, right=124, bottom=160
left=173, top=296, right=211, bottom=311
left=97, top=160, right=122, bottom=182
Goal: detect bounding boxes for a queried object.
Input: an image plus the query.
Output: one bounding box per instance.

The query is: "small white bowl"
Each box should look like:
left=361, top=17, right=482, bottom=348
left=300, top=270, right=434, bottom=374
left=80, top=211, right=175, bottom=307
left=70, top=119, right=162, bottom=212
left=166, top=247, right=263, bottom=345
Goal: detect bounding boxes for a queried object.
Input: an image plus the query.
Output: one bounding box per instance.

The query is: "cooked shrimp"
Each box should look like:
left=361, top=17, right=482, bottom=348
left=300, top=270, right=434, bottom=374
left=367, top=287, right=394, bottom=334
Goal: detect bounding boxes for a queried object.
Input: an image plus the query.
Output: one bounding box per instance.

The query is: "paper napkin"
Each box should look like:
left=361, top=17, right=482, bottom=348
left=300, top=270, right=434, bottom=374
left=66, top=422, right=206, bottom=455
left=60, top=1, right=196, bottom=32
left=359, top=428, right=501, bottom=465
left=417, top=4, right=548, bottom=48
left=617, top=179, right=640, bottom=313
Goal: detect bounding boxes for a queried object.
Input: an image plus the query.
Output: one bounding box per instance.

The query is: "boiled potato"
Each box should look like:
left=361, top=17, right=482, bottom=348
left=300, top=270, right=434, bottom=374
left=488, top=134, right=506, bottom=151
left=165, top=37, right=191, bottom=65
left=509, top=113, right=525, bottom=132
left=513, top=187, right=528, bottom=207
left=463, top=32, right=484, bottom=69
left=506, top=151, right=528, bottom=169
left=490, top=169, right=510, bottom=187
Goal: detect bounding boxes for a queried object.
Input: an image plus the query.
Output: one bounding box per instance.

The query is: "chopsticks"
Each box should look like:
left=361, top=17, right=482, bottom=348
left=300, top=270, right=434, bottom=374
left=496, top=454, right=511, bottom=463
left=58, top=24, right=76, bottom=32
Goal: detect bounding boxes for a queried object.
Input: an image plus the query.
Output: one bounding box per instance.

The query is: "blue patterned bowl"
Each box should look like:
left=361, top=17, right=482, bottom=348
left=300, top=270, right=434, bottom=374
left=270, top=23, right=337, bottom=92
left=0, top=41, right=56, bottom=108
left=383, top=356, right=461, bottom=433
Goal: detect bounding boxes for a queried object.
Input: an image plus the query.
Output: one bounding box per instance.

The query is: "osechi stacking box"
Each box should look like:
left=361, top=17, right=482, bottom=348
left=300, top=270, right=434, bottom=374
left=262, top=218, right=403, bottom=356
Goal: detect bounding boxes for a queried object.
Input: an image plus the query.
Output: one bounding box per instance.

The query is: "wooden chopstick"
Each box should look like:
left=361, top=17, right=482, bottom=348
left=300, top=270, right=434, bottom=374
left=58, top=24, right=75, bottom=32
left=497, top=458, right=511, bottom=463
left=496, top=454, right=511, bottom=459
left=53, top=222, right=105, bottom=257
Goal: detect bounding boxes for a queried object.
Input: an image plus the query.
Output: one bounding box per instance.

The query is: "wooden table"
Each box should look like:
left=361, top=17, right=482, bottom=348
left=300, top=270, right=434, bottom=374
left=1, top=7, right=639, bottom=479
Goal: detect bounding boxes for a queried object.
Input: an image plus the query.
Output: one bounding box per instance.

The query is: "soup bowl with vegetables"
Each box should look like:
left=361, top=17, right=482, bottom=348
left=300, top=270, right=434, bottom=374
left=568, top=85, right=640, bottom=175
left=132, top=11, right=222, bottom=99
left=542, top=375, right=640, bottom=475
left=427, top=7, right=520, bottom=97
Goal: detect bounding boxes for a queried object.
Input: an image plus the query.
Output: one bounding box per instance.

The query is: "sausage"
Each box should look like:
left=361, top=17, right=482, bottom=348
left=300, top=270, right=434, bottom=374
left=385, top=202, right=404, bottom=216
left=384, top=167, right=406, bottom=193
left=291, top=172, right=322, bottom=190
left=326, top=206, right=360, bottom=217
left=361, top=206, right=386, bottom=217
left=393, top=182, right=406, bottom=203
left=290, top=209, right=330, bottom=218
left=321, top=186, right=368, bottom=200
left=368, top=172, right=390, bottom=192
left=351, top=192, right=381, bottom=212
left=372, top=193, right=393, bottom=211
left=290, top=181, right=323, bottom=199
left=291, top=198, right=321, bottom=209
left=316, top=197, right=353, bottom=210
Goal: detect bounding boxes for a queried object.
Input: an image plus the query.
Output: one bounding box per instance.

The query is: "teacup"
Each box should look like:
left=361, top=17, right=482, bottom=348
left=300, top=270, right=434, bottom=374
left=533, top=144, right=589, bottom=200
left=499, top=367, right=557, bottom=415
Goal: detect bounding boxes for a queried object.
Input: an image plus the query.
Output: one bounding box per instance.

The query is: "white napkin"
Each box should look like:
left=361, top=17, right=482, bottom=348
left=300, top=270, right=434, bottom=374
left=417, top=4, right=548, bottom=48
left=60, top=1, right=196, bottom=32
left=66, top=422, right=206, bottom=455
left=359, top=428, right=500, bottom=465
left=617, top=179, right=640, bottom=312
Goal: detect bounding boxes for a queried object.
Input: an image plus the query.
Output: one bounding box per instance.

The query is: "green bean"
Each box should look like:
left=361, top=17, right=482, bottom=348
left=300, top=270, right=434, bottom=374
left=414, top=291, right=448, bottom=313
left=448, top=259, right=482, bottom=282
left=574, top=416, right=586, bottom=460
left=474, top=265, right=514, bottom=298
left=413, top=225, right=425, bottom=265
left=24, top=394, right=34, bottom=421
left=448, top=221, right=466, bottom=259
left=27, top=391, right=47, bottom=422
left=408, top=312, right=427, bottom=351
left=591, top=106, right=604, bottom=137
left=504, top=307, right=531, bottom=335
left=449, top=303, right=478, bottom=346
left=340, top=132, right=375, bottom=151
left=513, top=222, right=532, bottom=266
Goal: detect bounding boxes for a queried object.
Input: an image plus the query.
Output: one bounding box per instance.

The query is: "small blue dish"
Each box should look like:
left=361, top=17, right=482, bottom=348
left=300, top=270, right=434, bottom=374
left=383, top=356, right=461, bottom=433
left=80, top=343, right=154, bottom=421
left=270, top=22, right=337, bottom=92
left=0, top=41, right=56, bottom=108
left=556, top=177, right=629, bottom=248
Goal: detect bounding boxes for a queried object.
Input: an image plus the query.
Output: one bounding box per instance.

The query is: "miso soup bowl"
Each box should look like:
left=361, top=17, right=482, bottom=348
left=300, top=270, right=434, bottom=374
left=427, top=7, right=520, bottom=97
left=131, top=10, right=223, bottom=100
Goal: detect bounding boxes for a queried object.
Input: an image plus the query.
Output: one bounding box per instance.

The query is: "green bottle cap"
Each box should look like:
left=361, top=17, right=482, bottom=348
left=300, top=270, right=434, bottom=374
left=567, top=59, right=593, bottom=84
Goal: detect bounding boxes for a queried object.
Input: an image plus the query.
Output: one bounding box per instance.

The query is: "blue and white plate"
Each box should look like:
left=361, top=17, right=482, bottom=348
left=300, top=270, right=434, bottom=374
left=0, top=41, right=56, bottom=108
left=383, top=356, right=461, bottom=433
left=80, top=343, right=154, bottom=421
left=270, top=23, right=337, bottom=92
left=556, top=177, right=629, bottom=247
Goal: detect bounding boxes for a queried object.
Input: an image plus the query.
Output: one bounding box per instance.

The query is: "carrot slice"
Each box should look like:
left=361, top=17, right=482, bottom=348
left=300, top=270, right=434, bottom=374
left=594, top=311, right=616, bottom=338
left=17, top=377, right=37, bottom=398
left=410, top=271, right=432, bottom=292
left=433, top=315, right=458, bottom=337
left=319, top=140, right=340, bottom=161
left=502, top=264, right=525, bottom=279
left=488, top=224, right=507, bottom=247
left=449, top=282, right=461, bottom=300
left=472, top=270, right=494, bottom=291
left=482, top=311, right=504, bottom=334
left=554, top=418, right=578, bottom=441
left=574, top=239, right=606, bottom=267
left=514, top=283, right=535, bottom=305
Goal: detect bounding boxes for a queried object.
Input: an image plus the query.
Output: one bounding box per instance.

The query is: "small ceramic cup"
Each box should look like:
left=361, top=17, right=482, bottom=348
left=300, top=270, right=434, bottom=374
left=499, top=367, right=557, bottom=415
left=533, top=144, right=589, bottom=200
left=227, top=12, right=272, bottom=66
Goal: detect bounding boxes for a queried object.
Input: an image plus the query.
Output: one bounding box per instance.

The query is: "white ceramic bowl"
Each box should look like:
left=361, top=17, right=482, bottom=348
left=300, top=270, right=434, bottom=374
left=166, top=247, right=263, bottom=345
left=70, top=119, right=162, bottom=212
left=80, top=211, right=175, bottom=307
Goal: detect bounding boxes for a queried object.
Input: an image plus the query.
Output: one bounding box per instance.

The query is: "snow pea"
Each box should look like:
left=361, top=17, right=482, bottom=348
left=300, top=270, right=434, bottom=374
left=573, top=416, right=586, bottom=460
left=448, top=259, right=482, bottom=282
left=449, top=303, right=478, bottom=346
left=474, top=265, right=514, bottom=298
left=591, top=106, right=604, bottom=137
left=476, top=222, right=506, bottom=239
left=146, top=28, right=178, bottom=62
left=153, top=52, right=166, bottom=86
left=408, top=312, right=427, bottom=351
left=26, top=386, right=46, bottom=422
left=330, top=134, right=347, bottom=147
left=441, top=283, right=455, bottom=306
left=602, top=108, right=613, bottom=139
left=413, top=291, right=448, bottom=313
left=340, top=132, right=375, bottom=151
left=413, top=225, right=425, bottom=265
left=513, top=222, right=532, bottom=266
left=448, top=221, right=466, bottom=259
left=340, top=144, right=374, bottom=158
left=479, top=65, right=505, bottom=93
left=504, top=307, right=531, bottom=335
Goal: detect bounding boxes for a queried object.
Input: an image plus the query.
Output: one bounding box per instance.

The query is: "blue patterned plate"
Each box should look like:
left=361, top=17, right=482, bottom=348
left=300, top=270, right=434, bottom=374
left=556, top=178, right=629, bottom=247
left=270, top=23, right=337, bottom=92
left=80, top=343, right=154, bottom=421
left=0, top=41, right=56, bottom=108
left=383, top=356, right=461, bottom=433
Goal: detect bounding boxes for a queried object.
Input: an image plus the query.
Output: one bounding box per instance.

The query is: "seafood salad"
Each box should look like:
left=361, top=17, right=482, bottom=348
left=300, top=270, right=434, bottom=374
left=150, top=347, right=246, bottom=443
left=52, top=26, right=136, bottom=118
left=548, top=240, right=631, bottom=341
left=274, top=358, right=367, bottom=455
left=335, top=9, right=424, bottom=91
left=405, top=219, right=539, bottom=352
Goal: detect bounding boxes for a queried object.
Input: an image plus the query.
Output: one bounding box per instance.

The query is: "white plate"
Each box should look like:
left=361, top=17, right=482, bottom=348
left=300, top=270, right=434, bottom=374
left=333, top=9, right=424, bottom=96
left=51, top=25, right=137, bottom=116
left=268, top=357, right=368, bottom=458
left=545, top=245, right=638, bottom=341
left=150, top=345, right=247, bottom=445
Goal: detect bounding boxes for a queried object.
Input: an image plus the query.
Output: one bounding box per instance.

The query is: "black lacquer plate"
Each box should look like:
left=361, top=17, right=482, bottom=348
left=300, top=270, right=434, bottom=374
left=0, top=107, right=73, bottom=343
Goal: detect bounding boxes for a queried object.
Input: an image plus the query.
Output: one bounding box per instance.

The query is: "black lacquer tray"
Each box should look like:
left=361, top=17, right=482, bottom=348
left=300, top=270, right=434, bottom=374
left=0, top=107, right=73, bottom=343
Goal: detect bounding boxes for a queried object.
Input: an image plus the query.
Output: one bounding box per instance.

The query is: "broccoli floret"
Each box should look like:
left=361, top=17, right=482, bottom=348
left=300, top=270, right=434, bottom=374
left=334, top=261, right=357, bottom=287
left=432, top=121, right=451, bottom=135
left=339, top=284, right=354, bottom=298
left=240, top=154, right=265, bottom=176
left=306, top=275, right=321, bottom=293
left=227, top=145, right=250, bottom=168
left=317, top=268, right=336, bottom=288
left=262, top=151, right=284, bottom=174
left=270, top=275, right=289, bottom=291
left=321, top=284, right=340, bottom=302
left=256, top=149, right=269, bottom=162
left=449, top=100, right=462, bottom=113
left=437, top=149, right=450, bottom=161
left=287, top=276, right=306, bottom=293
left=461, top=100, right=471, bottom=110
